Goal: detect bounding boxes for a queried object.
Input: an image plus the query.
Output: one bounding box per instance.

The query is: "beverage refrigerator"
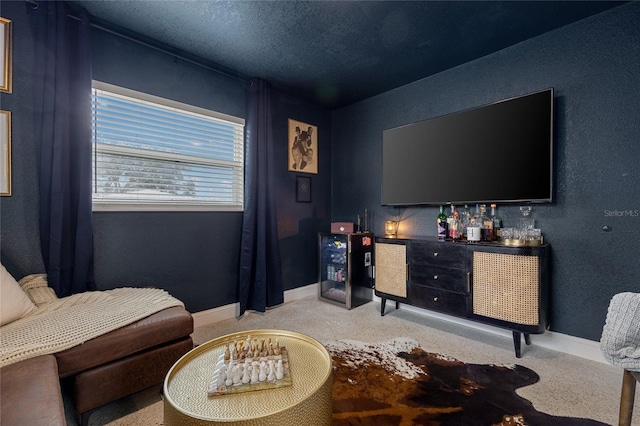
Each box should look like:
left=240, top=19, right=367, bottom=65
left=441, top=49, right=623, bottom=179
left=318, top=232, right=374, bottom=309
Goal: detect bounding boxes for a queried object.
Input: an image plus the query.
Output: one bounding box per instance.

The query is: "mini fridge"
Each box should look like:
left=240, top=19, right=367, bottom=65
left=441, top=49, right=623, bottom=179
left=318, top=232, right=374, bottom=309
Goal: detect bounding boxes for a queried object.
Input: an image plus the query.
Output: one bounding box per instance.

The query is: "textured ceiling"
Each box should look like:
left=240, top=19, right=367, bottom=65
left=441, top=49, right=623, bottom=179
left=72, top=1, right=625, bottom=109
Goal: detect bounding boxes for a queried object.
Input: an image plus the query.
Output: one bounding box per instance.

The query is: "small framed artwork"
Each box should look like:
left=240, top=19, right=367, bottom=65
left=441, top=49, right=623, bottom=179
left=296, top=176, right=311, bottom=203
left=288, top=118, right=317, bottom=174
left=0, top=17, right=12, bottom=94
left=1, top=110, right=11, bottom=196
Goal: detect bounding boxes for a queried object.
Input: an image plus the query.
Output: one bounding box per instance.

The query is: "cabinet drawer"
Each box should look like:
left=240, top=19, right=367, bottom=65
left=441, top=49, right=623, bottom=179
left=410, top=264, right=467, bottom=293
left=410, top=286, right=467, bottom=317
left=410, top=241, right=466, bottom=269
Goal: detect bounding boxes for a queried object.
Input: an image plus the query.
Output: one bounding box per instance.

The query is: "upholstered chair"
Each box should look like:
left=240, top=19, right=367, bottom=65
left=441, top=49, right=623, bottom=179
left=600, top=292, right=640, bottom=426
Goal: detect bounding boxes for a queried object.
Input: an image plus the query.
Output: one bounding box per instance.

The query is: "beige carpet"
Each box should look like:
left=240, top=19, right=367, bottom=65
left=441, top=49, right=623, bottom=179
left=64, top=295, right=639, bottom=425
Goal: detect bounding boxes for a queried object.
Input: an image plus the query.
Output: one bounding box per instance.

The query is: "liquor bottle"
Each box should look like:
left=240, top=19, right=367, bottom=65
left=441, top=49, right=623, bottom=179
left=446, top=205, right=455, bottom=240
left=467, top=206, right=482, bottom=242
left=490, top=204, right=502, bottom=240
left=437, top=205, right=448, bottom=241
left=458, top=204, right=469, bottom=240
left=449, top=209, right=463, bottom=241
left=462, top=204, right=471, bottom=238
left=479, top=204, right=494, bottom=242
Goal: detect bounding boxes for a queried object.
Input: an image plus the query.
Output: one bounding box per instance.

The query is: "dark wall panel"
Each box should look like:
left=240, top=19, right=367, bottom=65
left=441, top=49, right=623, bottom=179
left=90, top=26, right=246, bottom=313
left=90, top=23, right=332, bottom=309
left=0, top=2, right=331, bottom=313
left=0, top=2, right=47, bottom=278
left=271, top=91, right=332, bottom=291
left=93, top=212, right=242, bottom=312
left=331, top=3, right=640, bottom=341
left=91, top=28, right=247, bottom=119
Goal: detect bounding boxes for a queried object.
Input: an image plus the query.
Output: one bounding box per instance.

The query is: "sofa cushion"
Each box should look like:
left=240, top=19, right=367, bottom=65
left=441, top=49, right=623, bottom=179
left=0, top=355, right=66, bottom=425
left=0, top=263, right=36, bottom=326
left=55, top=306, right=193, bottom=377
left=73, top=337, right=193, bottom=415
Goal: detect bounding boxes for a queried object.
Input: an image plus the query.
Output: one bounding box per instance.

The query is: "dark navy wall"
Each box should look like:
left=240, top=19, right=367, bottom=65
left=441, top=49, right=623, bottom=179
left=271, top=91, right=333, bottom=291
left=0, top=2, right=45, bottom=277
left=331, top=2, right=640, bottom=341
left=90, top=24, right=247, bottom=312
left=0, top=1, right=331, bottom=313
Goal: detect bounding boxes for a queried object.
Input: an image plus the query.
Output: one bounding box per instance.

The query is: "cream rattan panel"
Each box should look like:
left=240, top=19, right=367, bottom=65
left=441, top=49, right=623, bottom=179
left=164, top=330, right=332, bottom=425
left=375, top=243, right=407, bottom=298
left=472, top=251, right=539, bottom=325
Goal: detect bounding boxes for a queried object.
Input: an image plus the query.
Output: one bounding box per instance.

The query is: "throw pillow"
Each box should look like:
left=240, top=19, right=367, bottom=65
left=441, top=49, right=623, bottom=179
left=1, top=263, right=36, bottom=326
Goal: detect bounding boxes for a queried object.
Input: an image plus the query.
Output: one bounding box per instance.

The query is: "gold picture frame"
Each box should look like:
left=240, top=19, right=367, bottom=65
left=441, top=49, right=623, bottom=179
left=0, top=110, right=10, bottom=196
left=288, top=118, right=317, bottom=174
left=0, top=17, right=12, bottom=94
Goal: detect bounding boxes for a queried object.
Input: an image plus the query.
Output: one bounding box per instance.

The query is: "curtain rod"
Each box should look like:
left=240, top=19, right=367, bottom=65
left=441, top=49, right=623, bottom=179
left=91, top=21, right=249, bottom=84
left=26, top=0, right=249, bottom=84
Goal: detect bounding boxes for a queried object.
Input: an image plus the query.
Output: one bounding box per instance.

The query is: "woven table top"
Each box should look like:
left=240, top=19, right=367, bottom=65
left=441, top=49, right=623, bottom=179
left=164, top=329, right=332, bottom=422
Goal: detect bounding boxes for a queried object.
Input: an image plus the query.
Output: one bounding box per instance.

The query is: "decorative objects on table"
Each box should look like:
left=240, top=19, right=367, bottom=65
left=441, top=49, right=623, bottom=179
left=288, top=118, right=317, bottom=174
left=207, top=335, right=292, bottom=396
left=0, top=17, right=11, bottom=94
left=164, top=329, right=333, bottom=425
left=330, top=222, right=354, bottom=234
left=501, top=206, right=543, bottom=246
left=384, top=207, right=403, bottom=237
left=384, top=220, right=399, bottom=237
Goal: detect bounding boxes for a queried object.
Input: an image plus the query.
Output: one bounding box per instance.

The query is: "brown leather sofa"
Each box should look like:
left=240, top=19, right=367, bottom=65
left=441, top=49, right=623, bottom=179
left=0, top=355, right=66, bottom=425
left=0, top=306, right=193, bottom=426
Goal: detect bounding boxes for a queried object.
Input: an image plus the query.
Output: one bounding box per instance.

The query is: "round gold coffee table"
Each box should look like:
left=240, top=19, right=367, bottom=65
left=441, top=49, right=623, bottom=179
left=164, top=329, right=332, bottom=425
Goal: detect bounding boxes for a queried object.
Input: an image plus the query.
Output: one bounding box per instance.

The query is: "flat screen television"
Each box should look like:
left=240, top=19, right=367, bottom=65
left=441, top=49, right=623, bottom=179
left=381, top=88, right=553, bottom=206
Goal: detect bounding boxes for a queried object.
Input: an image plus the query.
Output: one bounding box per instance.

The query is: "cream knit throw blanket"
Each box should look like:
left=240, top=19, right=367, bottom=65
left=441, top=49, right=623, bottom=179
left=0, top=275, right=184, bottom=368
left=600, top=292, right=640, bottom=372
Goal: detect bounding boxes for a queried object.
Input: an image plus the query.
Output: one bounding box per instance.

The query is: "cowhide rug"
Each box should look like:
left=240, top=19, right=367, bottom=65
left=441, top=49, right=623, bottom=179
left=326, top=338, right=607, bottom=426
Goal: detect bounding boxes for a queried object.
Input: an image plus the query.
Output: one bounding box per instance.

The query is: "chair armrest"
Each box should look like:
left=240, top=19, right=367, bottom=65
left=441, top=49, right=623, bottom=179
left=601, top=292, right=640, bottom=371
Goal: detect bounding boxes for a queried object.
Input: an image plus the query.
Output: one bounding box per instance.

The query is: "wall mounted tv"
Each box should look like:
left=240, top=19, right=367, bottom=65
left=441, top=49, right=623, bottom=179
left=381, top=88, right=553, bottom=206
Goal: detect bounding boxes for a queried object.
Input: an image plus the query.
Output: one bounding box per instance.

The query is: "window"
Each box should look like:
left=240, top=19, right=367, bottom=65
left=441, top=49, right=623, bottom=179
left=91, top=81, right=244, bottom=211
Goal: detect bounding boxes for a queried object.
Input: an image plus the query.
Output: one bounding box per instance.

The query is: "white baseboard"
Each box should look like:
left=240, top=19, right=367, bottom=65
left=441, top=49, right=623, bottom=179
left=376, top=296, right=606, bottom=364
left=192, top=301, right=238, bottom=329
left=191, top=283, right=318, bottom=329
left=283, top=282, right=318, bottom=302
left=192, top=284, right=606, bottom=365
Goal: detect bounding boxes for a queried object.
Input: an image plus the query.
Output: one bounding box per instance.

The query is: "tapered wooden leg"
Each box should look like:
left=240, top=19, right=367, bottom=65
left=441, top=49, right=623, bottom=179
left=381, top=298, right=387, bottom=316
left=619, top=369, right=638, bottom=426
left=512, top=331, right=522, bottom=358
left=395, top=301, right=400, bottom=310
left=524, top=333, right=531, bottom=345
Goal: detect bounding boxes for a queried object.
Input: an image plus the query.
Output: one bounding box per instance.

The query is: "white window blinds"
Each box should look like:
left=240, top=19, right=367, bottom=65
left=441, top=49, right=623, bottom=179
left=91, top=82, right=244, bottom=211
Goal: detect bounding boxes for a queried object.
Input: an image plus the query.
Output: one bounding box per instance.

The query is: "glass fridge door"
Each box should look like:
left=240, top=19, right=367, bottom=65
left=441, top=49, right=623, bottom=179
left=319, top=233, right=348, bottom=306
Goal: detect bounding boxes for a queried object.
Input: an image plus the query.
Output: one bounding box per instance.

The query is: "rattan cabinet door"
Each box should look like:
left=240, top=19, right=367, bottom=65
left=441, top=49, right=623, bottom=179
left=469, top=244, right=549, bottom=335
left=375, top=242, right=407, bottom=298
left=472, top=251, right=540, bottom=325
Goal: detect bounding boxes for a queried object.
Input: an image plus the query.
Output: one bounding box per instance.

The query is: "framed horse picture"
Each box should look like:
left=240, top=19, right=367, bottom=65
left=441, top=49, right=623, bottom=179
left=288, top=119, right=317, bottom=174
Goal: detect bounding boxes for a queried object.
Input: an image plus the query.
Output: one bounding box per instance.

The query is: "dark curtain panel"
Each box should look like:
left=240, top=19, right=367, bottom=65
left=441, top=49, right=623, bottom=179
left=30, top=2, right=95, bottom=297
left=238, top=79, right=284, bottom=315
